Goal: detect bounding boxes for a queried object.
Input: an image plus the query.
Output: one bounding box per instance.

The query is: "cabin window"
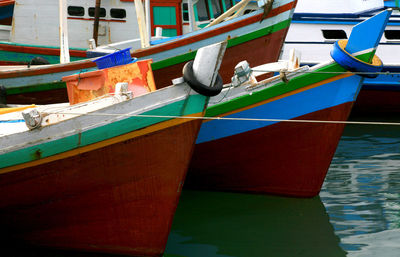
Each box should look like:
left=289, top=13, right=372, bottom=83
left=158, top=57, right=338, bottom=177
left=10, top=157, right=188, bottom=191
left=196, top=0, right=210, bottom=21
left=68, top=6, right=85, bottom=17
left=322, top=30, right=347, bottom=40
left=223, top=0, right=234, bottom=10
left=385, top=30, right=400, bottom=40
left=182, top=3, right=189, bottom=22
left=110, top=8, right=126, bottom=19
left=210, top=0, right=223, bottom=18
left=88, top=7, right=106, bottom=18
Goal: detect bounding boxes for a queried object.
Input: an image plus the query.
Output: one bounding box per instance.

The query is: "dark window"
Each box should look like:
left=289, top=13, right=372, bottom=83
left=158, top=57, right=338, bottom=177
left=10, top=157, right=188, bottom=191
left=224, top=0, right=233, bottom=10
left=385, top=30, right=400, bottom=40
left=196, top=0, right=209, bottom=21
left=211, top=0, right=222, bottom=18
left=244, top=9, right=254, bottom=15
left=182, top=3, right=189, bottom=21
left=68, top=6, right=84, bottom=17
left=88, top=7, right=106, bottom=17
left=110, top=8, right=126, bottom=19
left=322, top=30, right=347, bottom=40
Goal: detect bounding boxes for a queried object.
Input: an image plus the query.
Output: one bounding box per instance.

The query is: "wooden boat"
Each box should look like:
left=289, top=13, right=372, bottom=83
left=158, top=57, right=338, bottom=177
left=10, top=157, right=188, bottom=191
left=0, top=0, right=297, bottom=105
left=282, top=0, right=400, bottom=115
left=185, top=10, right=391, bottom=198
left=0, top=42, right=225, bottom=256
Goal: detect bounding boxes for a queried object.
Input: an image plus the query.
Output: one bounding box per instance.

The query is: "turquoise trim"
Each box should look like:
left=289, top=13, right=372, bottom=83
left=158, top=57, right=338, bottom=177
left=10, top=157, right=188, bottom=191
left=207, top=0, right=214, bottom=19
left=0, top=94, right=207, bottom=169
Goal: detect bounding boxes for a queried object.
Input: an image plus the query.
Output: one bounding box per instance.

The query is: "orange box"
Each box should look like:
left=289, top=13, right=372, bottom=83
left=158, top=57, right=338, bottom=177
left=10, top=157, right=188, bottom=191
left=62, top=59, right=156, bottom=105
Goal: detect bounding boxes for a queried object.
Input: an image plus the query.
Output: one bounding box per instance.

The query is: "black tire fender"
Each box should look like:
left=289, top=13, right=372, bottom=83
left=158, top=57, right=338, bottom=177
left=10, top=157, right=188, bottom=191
left=183, top=60, right=223, bottom=97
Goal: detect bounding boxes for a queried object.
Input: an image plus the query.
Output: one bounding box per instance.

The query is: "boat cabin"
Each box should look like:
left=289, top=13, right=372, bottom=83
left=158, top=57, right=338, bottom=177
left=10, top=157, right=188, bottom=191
left=7, top=0, right=244, bottom=49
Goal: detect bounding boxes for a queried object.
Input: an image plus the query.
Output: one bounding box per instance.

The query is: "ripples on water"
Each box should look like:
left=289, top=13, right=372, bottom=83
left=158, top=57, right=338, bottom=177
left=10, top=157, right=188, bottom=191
left=320, top=124, right=400, bottom=256
left=166, top=124, right=400, bottom=257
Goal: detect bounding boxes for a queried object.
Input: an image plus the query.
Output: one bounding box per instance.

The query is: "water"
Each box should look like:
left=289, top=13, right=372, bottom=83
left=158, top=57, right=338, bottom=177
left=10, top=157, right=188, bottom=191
left=3, top=123, right=400, bottom=256
left=165, top=124, right=400, bottom=257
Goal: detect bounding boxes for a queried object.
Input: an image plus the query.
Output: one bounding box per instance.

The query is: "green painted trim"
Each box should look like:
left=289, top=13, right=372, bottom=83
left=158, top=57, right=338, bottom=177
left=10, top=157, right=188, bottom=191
left=207, top=0, right=214, bottom=19
left=221, top=0, right=227, bottom=12
left=204, top=49, right=375, bottom=118
left=0, top=94, right=207, bottom=169
left=205, top=63, right=349, bottom=117
left=151, top=18, right=292, bottom=71
left=0, top=50, right=85, bottom=64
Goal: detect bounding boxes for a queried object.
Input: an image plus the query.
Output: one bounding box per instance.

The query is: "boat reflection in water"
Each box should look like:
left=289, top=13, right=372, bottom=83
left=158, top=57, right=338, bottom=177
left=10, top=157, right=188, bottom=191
left=165, top=190, right=346, bottom=257
left=321, top=124, right=400, bottom=255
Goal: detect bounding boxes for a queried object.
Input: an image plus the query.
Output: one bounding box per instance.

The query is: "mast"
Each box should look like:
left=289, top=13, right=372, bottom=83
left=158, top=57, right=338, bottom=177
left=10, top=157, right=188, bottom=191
left=59, top=0, right=70, bottom=63
left=93, top=0, right=101, bottom=46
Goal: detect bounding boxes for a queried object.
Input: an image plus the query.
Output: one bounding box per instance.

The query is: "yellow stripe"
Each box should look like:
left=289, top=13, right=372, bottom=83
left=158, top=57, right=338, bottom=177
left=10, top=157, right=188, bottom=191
left=0, top=112, right=203, bottom=175
left=205, top=73, right=353, bottom=121
left=0, top=105, right=36, bottom=115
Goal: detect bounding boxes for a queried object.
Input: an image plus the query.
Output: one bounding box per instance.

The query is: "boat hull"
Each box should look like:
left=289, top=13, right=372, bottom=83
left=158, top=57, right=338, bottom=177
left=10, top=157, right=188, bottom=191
left=186, top=71, right=362, bottom=197
left=351, top=66, right=400, bottom=115
left=187, top=103, right=352, bottom=197
left=0, top=119, right=202, bottom=256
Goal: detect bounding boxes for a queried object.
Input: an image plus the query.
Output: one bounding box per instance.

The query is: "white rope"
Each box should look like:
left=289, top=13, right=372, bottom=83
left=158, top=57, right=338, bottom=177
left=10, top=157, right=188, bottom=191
left=45, top=111, right=400, bottom=126
left=251, top=69, right=399, bottom=76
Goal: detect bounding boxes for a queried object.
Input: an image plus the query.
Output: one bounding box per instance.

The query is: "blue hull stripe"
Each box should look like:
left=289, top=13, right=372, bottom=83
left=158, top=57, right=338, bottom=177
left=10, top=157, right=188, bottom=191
left=196, top=75, right=362, bottom=144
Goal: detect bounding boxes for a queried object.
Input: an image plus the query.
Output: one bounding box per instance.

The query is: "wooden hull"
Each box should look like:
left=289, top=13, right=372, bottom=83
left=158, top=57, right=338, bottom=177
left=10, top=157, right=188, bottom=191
left=352, top=87, right=400, bottom=116
left=0, top=119, right=202, bottom=256
left=351, top=67, right=400, bottom=116
left=186, top=103, right=352, bottom=198
left=186, top=58, right=367, bottom=197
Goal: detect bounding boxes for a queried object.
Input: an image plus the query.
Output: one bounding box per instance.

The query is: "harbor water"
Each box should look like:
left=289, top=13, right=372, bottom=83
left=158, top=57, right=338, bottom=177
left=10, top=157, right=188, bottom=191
left=3, top=122, right=400, bottom=256
left=165, top=123, right=400, bottom=257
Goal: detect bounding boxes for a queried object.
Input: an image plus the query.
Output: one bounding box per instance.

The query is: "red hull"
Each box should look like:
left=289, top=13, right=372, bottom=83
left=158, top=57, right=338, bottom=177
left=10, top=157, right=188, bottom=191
left=0, top=120, right=202, bottom=256
left=6, top=88, right=69, bottom=105
left=186, top=103, right=353, bottom=198
left=351, top=88, right=400, bottom=115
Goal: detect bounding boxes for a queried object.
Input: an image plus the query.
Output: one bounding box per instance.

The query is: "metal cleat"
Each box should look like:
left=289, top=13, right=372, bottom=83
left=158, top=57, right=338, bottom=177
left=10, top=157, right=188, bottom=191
left=22, top=108, right=42, bottom=130
left=115, top=82, right=133, bottom=100
left=231, top=61, right=252, bottom=87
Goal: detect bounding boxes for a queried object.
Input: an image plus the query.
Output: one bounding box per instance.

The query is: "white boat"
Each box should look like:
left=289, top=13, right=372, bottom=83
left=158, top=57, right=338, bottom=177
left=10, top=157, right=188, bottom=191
left=282, top=0, right=400, bottom=115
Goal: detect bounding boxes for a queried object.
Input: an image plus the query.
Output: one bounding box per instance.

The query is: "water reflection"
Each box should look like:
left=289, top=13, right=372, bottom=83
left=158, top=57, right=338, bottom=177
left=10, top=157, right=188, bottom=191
left=320, top=124, right=400, bottom=254
left=165, top=191, right=345, bottom=257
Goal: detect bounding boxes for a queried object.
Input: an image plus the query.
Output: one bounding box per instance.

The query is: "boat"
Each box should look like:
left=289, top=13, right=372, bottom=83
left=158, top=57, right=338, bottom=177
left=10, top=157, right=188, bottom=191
left=0, top=42, right=225, bottom=256
left=0, top=0, right=297, bottom=105
left=184, top=10, right=392, bottom=198
left=282, top=0, right=400, bottom=115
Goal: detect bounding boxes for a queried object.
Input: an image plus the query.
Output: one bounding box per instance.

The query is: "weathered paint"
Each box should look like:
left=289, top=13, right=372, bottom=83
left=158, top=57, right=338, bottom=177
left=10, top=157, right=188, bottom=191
left=0, top=118, right=203, bottom=256
left=0, top=78, right=208, bottom=256
left=0, top=94, right=207, bottom=171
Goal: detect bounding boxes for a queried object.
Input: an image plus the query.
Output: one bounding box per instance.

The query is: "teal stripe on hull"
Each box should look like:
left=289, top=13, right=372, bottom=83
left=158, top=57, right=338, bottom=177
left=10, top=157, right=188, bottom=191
left=0, top=50, right=86, bottom=64
left=0, top=94, right=207, bottom=169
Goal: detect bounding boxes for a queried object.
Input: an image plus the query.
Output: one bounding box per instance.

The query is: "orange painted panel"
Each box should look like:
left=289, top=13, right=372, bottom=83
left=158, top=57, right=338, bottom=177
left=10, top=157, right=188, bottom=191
left=62, top=60, right=156, bottom=105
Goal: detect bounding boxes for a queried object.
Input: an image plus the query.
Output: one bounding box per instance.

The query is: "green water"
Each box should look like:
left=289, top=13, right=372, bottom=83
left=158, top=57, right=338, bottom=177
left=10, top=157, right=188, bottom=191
left=165, top=124, right=400, bottom=257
